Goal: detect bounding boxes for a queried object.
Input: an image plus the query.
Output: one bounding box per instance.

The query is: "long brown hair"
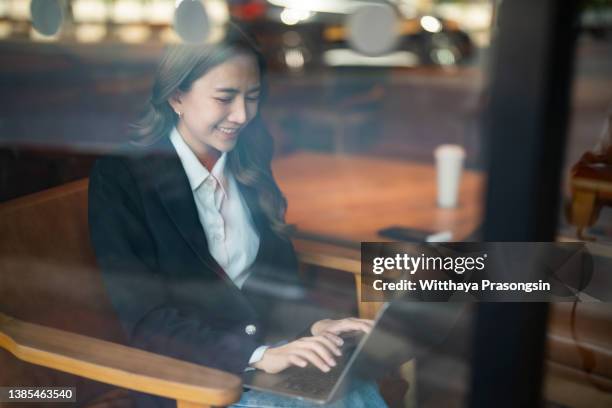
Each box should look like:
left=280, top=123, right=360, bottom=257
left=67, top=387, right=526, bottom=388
left=132, top=24, right=292, bottom=238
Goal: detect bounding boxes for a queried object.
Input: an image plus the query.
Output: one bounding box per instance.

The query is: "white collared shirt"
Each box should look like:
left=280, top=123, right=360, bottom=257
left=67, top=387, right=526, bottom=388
left=170, top=128, right=267, bottom=366
left=170, top=127, right=260, bottom=289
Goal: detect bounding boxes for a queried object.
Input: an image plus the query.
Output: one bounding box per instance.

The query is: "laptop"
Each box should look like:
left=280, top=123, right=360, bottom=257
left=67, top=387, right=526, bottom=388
left=242, top=300, right=467, bottom=404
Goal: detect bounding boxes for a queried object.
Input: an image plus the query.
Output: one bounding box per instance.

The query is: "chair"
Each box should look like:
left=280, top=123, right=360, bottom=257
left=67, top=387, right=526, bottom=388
left=0, top=179, right=241, bottom=408
left=569, top=161, right=612, bottom=239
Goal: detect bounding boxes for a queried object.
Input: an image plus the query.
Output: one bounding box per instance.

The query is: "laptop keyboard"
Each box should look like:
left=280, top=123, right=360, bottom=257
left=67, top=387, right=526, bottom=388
left=276, top=331, right=364, bottom=396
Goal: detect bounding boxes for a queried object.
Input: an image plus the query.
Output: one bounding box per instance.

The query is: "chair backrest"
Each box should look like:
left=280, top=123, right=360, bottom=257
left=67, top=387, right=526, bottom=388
left=0, top=178, right=126, bottom=400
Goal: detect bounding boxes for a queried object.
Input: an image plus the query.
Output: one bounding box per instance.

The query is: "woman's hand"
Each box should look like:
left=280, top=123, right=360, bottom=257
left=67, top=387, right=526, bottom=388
left=251, top=335, right=343, bottom=374
left=310, top=317, right=374, bottom=341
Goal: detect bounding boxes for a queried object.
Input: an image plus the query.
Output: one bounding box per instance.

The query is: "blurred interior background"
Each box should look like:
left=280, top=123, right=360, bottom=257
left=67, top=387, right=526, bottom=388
left=1, top=0, right=493, bottom=198
left=1, top=0, right=611, bottom=243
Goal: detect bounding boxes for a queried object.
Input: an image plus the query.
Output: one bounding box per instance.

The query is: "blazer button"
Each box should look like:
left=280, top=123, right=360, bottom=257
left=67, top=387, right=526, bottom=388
left=245, top=324, right=257, bottom=336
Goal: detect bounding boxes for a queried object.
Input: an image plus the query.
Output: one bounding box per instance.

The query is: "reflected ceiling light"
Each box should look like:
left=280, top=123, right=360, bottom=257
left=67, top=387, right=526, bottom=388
left=420, top=15, right=443, bottom=33
left=206, top=0, right=230, bottom=23
left=117, top=25, right=151, bottom=43
left=204, top=0, right=229, bottom=43
left=323, top=49, right=418, bottom=68
left=174, top=0, right=209, bottom=43
left=280, top=8, right=310, bottom=26
left=75, top=24, right=107, bottom=43
left=347, top=4, right=399, bottom=57
left=112, top=0, right=144, bottom=23
left=148, top=0, right=174, bottom=24
left=8, top=0, right=29, bottom=20
left=30, top=0, right=63, bottom=36
left=431, top=48, right=456, bottom=66
left=397, top=0, right=416, bottom=18
left=436, top=3, right=492, bottom=31
left=268, top=0, right=356, bottom=15
left=284, top=48, right=305, bottom=70
left=73, top=0, right=107, bottom=23
left=173, top=0, right=228, bottom=44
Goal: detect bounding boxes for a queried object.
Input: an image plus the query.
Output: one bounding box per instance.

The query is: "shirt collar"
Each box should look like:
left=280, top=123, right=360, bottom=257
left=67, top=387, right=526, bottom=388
left=169, top=127, right=228, bottom=196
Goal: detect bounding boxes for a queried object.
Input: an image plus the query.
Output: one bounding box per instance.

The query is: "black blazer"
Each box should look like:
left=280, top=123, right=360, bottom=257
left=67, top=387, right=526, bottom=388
left=88, top=136, right=304, bottom=376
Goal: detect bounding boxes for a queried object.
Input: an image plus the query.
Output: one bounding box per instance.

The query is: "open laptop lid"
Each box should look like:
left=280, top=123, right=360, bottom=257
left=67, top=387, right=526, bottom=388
left=350, top=301, right=469, bottom=381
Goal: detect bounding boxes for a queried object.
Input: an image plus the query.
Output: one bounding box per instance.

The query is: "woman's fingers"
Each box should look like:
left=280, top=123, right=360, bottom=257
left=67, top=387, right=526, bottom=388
left=327, top=318, right=374, bottom=334
left=306, top=335, right=342, bottom=356
left=270, top=317, right=377, bottom=374
left=300, top=338, right=338, bottom=365
left=322, top=331, right=344, bottom=347
left=351, top=318, right=375, bottom=331
left=258, top=337, right=341, bottom=374
left=292, top=347, right=332, bottom=372
left=355, top=318, right=375, bottom=327
left=288, top=354, right=307, bottom=368
left=288, top=335, right=346, bottom=372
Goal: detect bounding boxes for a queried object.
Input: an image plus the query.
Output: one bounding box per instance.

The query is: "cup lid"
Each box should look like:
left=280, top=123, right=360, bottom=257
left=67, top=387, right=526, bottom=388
left=434, top=144, right=466, bottom=159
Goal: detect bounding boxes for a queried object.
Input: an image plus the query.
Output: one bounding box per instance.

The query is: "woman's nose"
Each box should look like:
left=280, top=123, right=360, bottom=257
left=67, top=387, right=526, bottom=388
left=227, top=99, right=248, bottom=124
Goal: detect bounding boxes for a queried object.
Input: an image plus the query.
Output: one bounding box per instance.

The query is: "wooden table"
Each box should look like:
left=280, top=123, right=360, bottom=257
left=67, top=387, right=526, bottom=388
left=272, top=152, right=484, bottom=317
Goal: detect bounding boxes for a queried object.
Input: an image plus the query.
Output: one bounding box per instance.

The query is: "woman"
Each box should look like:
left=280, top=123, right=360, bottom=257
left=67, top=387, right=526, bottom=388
left=88, top=24, right=387, bottom=407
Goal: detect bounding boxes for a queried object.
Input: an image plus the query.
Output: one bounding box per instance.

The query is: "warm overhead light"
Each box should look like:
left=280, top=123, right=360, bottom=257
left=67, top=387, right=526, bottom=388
left=72, top=0, right=107, bottom=23
left=112, top=0, right=144, bottom=24
left=75, top=23, right=107, bottom=43
left=8, top=0, right=30, bottom=20
left=147, top=0, right=174, bottom=24
left=206, top=0, right=230, bottom=24
left=116, top=25, right=151, bottom=43
left=0, top=21, right=12, bottom=39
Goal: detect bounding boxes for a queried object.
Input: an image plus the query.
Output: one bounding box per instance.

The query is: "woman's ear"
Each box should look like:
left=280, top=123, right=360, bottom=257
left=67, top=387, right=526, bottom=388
left=168, top=91, right=183, bottom=115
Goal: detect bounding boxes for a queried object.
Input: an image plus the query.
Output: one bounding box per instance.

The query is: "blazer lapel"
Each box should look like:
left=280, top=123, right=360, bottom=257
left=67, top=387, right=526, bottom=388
left=147, top=140, right=231, bottom=284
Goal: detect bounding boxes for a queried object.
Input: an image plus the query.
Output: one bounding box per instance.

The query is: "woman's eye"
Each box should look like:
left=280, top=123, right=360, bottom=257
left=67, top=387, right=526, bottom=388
left=247, top=95, right=260, bottom=102
left=215, top=98, right=232, bottom=104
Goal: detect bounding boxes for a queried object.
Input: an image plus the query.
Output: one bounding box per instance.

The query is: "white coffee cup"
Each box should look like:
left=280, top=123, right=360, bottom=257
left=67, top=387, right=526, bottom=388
left=434, top=144, right=466, bottom=208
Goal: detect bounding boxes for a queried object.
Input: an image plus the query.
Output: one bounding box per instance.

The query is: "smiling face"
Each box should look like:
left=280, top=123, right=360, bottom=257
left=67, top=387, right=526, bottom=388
left=169, top=53, right=261, bottom=164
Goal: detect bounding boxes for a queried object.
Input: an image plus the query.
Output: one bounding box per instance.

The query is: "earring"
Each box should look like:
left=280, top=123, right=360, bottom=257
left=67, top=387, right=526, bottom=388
left=177, top=111, right=183, bottom=117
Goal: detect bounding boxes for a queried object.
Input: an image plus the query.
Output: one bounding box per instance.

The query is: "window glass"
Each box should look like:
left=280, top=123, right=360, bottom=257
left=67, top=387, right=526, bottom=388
left=0, top=1, right=495, bottom=406
left=547, top=2, right=612, bottom=406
